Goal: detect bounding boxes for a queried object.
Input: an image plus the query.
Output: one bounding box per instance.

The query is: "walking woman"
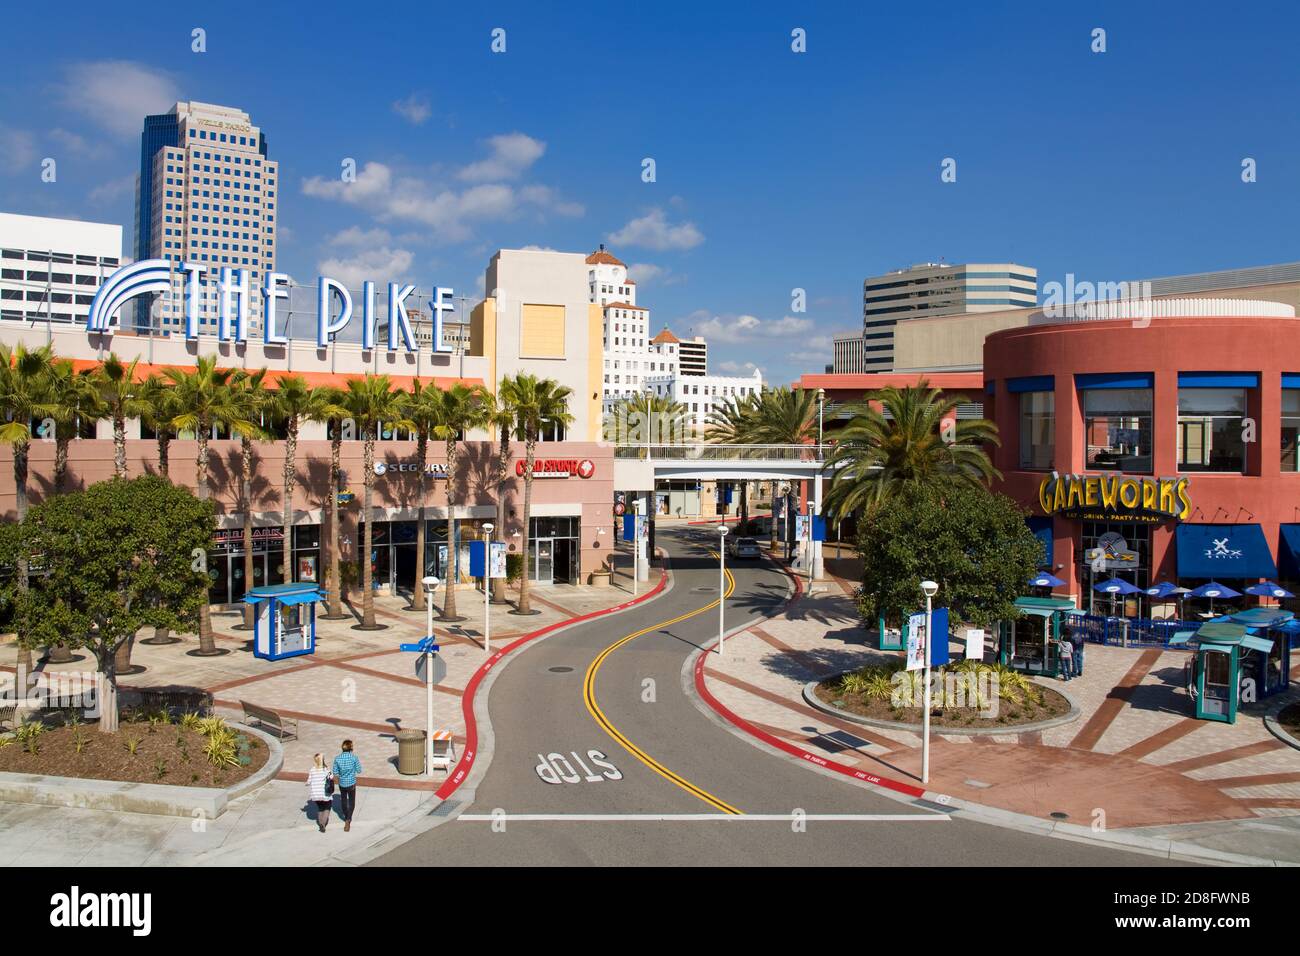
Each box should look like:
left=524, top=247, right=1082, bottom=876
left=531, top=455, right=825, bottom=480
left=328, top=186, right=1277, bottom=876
left=306, top=753, right=333, bottom=833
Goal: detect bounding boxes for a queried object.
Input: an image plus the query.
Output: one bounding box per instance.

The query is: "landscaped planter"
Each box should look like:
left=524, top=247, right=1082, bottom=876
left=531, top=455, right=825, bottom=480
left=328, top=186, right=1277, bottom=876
left=0, top=722, right=283, bottom=818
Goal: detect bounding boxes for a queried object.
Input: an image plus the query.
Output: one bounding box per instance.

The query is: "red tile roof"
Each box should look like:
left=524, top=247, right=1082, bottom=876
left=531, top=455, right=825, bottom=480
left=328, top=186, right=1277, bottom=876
left=651, top=328, right=680, bottom=345
left=586, top=247, right=626, bottom=267
left=603, top=301, right=646, bottom=312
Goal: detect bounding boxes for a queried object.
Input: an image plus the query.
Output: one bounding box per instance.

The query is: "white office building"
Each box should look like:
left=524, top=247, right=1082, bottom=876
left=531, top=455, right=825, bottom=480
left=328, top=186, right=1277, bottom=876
left=134, top=101, right=280, bottom=334
left=831, top=332, right=866, bottom=373
left=862, top=262, right=1036, bottom=370
left=591, top=246, right=653, bottom=407
left=645, top=367, right=763, bottom=436
left=0, top=213, right=123, bottom=327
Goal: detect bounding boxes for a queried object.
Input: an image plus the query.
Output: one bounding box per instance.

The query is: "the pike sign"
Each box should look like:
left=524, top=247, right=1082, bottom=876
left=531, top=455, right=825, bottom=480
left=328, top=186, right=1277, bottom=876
left=86, top=259, right=456, bottom=352
left=1038, top=471, right=1191, bottom=522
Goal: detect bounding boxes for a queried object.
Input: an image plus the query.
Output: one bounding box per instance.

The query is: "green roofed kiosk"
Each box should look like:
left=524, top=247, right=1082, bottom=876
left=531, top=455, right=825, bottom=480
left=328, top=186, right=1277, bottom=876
left=1171, top=608, right=1294, bottom=723
left=999, top=595, right=1078, bottom=679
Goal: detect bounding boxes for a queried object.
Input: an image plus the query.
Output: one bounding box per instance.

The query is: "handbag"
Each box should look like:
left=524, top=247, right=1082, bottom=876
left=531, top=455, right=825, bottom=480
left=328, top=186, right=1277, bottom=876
left=324, top=772, right=335, bottom=797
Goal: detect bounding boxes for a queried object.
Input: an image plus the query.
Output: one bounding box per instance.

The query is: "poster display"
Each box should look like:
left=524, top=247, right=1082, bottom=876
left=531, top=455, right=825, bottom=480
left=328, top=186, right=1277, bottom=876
left=489, top=541, right=508, bottom=579
left=965, top=628, right=985, bottom=661
left=906, top=612, right=927, bottom=671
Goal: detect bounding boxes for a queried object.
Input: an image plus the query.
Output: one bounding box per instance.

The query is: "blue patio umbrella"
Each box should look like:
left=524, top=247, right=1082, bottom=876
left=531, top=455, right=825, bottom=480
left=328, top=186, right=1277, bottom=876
left=1143, top=581, right=1179, bottom=598
left=1094, top=576, right=1142, bottom=617
left=1029, top=572, right=1065, bottom=588
left=1188, top=580, right=1242, bottom=614
left=1244, top=581, right=1295, bottom=600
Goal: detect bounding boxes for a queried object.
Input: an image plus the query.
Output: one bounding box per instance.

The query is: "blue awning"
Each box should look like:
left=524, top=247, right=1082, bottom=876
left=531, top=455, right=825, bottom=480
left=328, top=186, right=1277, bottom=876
left=1027, top=516, right=1053, bottom=569
left=276, top=590, right=325, bottom=607
left=1242, top=635, right=1276, bottom=654
left=1176, top=524, right=1277, bottom=580
left=1279, top=525, right=1300, bottom=579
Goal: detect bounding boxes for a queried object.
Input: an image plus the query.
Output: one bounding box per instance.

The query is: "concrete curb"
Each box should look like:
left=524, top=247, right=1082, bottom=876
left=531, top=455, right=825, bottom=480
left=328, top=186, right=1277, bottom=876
left=1263, top=698, right=1300, bottom=752
left=801, top=679, right=1082, bottom=736
left=0, top=722, right=283, bottom=819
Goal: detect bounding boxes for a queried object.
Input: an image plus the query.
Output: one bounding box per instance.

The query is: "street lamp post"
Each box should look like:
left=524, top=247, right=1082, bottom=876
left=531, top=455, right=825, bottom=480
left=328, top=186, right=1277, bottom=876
left=482, top=523, right=494, bottom=654
left=920, top=579, right=939, bottom=786
left=717, top=524, right=729, bottom=655
left=421, top=575, right=439, bottom=777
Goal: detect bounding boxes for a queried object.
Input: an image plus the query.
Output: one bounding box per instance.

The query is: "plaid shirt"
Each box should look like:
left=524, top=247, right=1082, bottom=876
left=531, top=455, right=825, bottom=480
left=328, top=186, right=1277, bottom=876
left=331, top=752, right=362, bottom=787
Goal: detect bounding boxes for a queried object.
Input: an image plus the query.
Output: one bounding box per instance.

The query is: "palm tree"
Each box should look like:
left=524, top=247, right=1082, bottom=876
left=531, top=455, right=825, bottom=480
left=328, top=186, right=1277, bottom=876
left=609, top=391, right=689, bottom=449
left=429, top=382, right=486, bottom=622
left=166, top=356, right=249, bottom=656
left=706, top=392, right=761, bottom=531
left=746, top=386, right=819, bottom=551
left=269, top=376, right=334, bottom=585
left=824, top=382, right=1000, bottom=520
left=46, top=358, right=100, bottom=493
left=483, top=389, right=518, bottom=605
left=315, top=387, right=350, bottom=619
left=500, top=374, right=574, bottom=616
left=341, top=375, right=411, bottom=630
left=230, top=369, right=271, bottom=629
left=0, top=343, right=55, bottom=679
left=403, top=380, right=444, bottom=613
left=88, top=353, right=146, bottom=479
left=139, top=373, right=180, bottom=481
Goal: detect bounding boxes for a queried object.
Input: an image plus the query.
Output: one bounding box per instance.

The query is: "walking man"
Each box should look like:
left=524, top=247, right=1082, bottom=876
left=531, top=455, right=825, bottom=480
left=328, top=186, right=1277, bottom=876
left=331, top=739, right=363, bottom=832
left=1069, top=622, right=1086, bottom=678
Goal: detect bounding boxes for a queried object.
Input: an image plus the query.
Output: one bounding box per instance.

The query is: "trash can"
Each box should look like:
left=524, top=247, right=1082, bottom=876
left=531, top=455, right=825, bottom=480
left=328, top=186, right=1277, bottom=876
left=395, top=728, right=427, bottom=775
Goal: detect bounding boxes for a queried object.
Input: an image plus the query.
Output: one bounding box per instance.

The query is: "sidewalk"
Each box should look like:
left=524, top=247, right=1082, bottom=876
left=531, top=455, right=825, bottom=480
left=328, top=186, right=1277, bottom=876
left=0, top=557, right=663, bottom=866
left=699, top=557, right=1300, bottom=863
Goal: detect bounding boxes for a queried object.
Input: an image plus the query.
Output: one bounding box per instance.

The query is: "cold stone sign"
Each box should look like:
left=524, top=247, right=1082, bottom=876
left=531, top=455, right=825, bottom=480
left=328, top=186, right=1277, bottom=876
left=516, top=459, right=596, bottom=479
left=1038, top=472, right=1191, bottom=522
left=86, top=260, right=457, bottom=353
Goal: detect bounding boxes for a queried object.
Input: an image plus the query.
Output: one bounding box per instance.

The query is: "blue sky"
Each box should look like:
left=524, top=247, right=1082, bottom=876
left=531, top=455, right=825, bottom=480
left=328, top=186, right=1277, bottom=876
left=2, top=1, right=1299, bottom=383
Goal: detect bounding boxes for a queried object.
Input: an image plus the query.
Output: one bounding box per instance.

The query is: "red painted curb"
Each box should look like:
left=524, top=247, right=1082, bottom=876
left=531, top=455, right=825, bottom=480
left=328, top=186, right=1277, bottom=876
left=434, top=569, right=670, bottom=800
left=694, top=561, right=931, bottom=802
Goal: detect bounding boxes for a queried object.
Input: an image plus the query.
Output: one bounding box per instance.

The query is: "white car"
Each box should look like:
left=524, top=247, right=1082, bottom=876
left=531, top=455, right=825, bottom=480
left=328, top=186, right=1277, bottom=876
left=728, top=536, right=761, bottom=559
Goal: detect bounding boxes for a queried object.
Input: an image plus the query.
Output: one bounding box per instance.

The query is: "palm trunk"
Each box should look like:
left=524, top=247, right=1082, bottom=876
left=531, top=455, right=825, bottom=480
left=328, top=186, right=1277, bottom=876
left=283, top=419, right=297, bottom=584
left=241, top=438, right=255, bottom=627
left=13, top=442, right=31, bottom=680
left=740, top=482, right=749, bottom=533
left=515, top=437, right=537, bottom=615
left=360, top=434, right=377, bottom=628
left=441, top=440, right=462, bottom=621
left=195, top=429, right=218, bottom=655
left=113, top=414, right=126, bottom=478
left=324, top=432, right=346, bottom=618
left=158, top=433, right=170, bottom=480
left=769, top=483, right=779, bottom=553
left=54, top=434, right=69, bottom=492
left=491, top=424, right=510, bottom=604
left=412, top=432, right=427, bottom=612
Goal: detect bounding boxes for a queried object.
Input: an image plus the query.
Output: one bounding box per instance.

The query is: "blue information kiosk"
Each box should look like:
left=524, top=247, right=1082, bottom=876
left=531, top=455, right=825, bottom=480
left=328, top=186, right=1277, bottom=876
left=244, top=583, right=327, bottom=661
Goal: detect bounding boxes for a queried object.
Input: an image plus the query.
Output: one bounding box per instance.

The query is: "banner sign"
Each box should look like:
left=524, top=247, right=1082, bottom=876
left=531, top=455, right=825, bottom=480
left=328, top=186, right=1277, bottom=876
left=1038, top=472, right=1190, bottom=522
left=489, top=541, right=507, bottom=579
left=87, top=260, right=458, bottom=354
left=906, top=613, right=927, bottom=671
left=517, top=458, right=595, bottom=479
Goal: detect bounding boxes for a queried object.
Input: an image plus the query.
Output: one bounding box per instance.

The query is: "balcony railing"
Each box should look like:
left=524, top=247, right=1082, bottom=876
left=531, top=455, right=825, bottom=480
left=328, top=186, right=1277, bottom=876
left=614, top=443, right=828, bottom=462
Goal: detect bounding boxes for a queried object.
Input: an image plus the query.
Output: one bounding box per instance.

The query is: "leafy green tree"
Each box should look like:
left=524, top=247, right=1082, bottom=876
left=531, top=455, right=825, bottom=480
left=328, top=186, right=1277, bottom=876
left=88, top=353, right=149, bottom=479
left=499, top=374, right=573, bottom=615
left=856, top=484, right=1041, bottom=631
left=11, top=477, right=213, bottom=732
left=429, top=382, right=487, bottom=622
left=341, top=375, right=411, bottom=629
left=825, top=382, right=999, bottom=518
left=165, top=356, right=250, bottom=655
left=0, top=343, right=55, bottom=678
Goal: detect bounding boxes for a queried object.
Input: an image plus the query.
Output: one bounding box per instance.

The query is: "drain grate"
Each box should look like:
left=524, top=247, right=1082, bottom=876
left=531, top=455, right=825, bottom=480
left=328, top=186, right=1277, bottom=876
left=691, top=586, right=718, bottom=593
left=548, top=665, right=575, bottom=674
left=1050, top=811, right=1069, bottom=820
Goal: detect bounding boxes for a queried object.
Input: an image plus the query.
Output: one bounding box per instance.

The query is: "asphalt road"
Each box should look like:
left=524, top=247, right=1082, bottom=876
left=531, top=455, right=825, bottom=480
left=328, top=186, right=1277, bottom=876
left=375, top=526, right=1187, bottom=866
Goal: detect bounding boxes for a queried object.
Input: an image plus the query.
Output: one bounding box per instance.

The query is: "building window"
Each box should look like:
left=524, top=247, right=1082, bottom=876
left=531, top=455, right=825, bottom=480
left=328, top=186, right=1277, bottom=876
left=1283, top=388, right=1300, bottom=473
left=1177, top=387, right=1247, bottom=473
left=1018, top=391, right=1054, bottom=470
left=1081, top=386, right=1152, bottom=472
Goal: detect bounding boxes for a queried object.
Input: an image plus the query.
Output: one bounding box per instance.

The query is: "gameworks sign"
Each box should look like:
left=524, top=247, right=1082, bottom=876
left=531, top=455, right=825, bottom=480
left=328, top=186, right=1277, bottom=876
left=1038, top=472, right=1190, bottom=522
left=517, top=459, right=595, bottom=479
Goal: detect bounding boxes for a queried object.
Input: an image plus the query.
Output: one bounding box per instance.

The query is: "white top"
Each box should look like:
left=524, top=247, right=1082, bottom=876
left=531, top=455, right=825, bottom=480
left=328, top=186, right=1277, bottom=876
left=306, top=767, right=330, bottom=802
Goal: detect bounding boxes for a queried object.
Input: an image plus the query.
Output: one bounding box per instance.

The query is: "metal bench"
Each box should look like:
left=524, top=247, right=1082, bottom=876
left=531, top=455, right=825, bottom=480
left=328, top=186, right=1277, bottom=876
left=238, top=700, right=298, bottom=740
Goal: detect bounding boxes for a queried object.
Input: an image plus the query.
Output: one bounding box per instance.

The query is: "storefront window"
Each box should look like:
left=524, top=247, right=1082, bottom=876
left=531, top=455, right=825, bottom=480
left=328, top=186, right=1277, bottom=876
left=1177, top=387, right=1246, bottom=473
left=528, top=516, right=580, bottom=584
left=1282, top=389, right=1300, bottom=473
left=1018, top=391, right=1054, bottom=470
left=1081, top=387, right=1152, bottom=472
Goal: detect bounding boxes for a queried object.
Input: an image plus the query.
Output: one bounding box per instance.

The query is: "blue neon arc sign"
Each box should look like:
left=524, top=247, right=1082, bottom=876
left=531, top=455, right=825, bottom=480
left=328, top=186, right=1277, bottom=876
left=86, top=260, right=456, bottom=354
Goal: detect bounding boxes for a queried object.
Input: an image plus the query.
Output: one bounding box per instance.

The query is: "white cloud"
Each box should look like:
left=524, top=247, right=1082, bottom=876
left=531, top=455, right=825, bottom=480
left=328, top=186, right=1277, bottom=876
left=457, top=132, right=546, bottom=182
left=317, top=246, right=415, bottom=290
left=0, top=125, right=38, bottom=171
left=627, top=262, right=686, bottom=288
left=689, top=310, right=814, bottom=344
left=88, top=173, right=135, bottom=205
left=328, top=226, right=393, bottom=247
left=608, top=208, right=704, bottom=251
left=392, top=92, right=432, bottom=125
left=715, top=360, right=759, bottom=374
left=302, top=153, right=582, bottom=242
left=60, top=61, right=179, bottom=137
left=48, top=128, right=109, bottom=159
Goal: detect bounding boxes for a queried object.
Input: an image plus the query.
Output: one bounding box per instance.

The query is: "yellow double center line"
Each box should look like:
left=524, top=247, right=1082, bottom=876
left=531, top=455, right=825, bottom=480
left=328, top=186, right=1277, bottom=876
left=583, top=552, right=741, bottom=815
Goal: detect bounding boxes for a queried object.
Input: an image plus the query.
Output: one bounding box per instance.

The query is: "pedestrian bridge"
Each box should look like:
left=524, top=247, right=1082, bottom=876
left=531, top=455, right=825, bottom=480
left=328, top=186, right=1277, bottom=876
left=613, top=443, right=831, bottom=486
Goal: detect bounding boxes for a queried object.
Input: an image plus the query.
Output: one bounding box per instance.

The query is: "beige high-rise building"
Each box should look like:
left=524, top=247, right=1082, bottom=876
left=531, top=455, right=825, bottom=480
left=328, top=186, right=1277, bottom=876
left=861, top=262, right=1037, bottom=370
